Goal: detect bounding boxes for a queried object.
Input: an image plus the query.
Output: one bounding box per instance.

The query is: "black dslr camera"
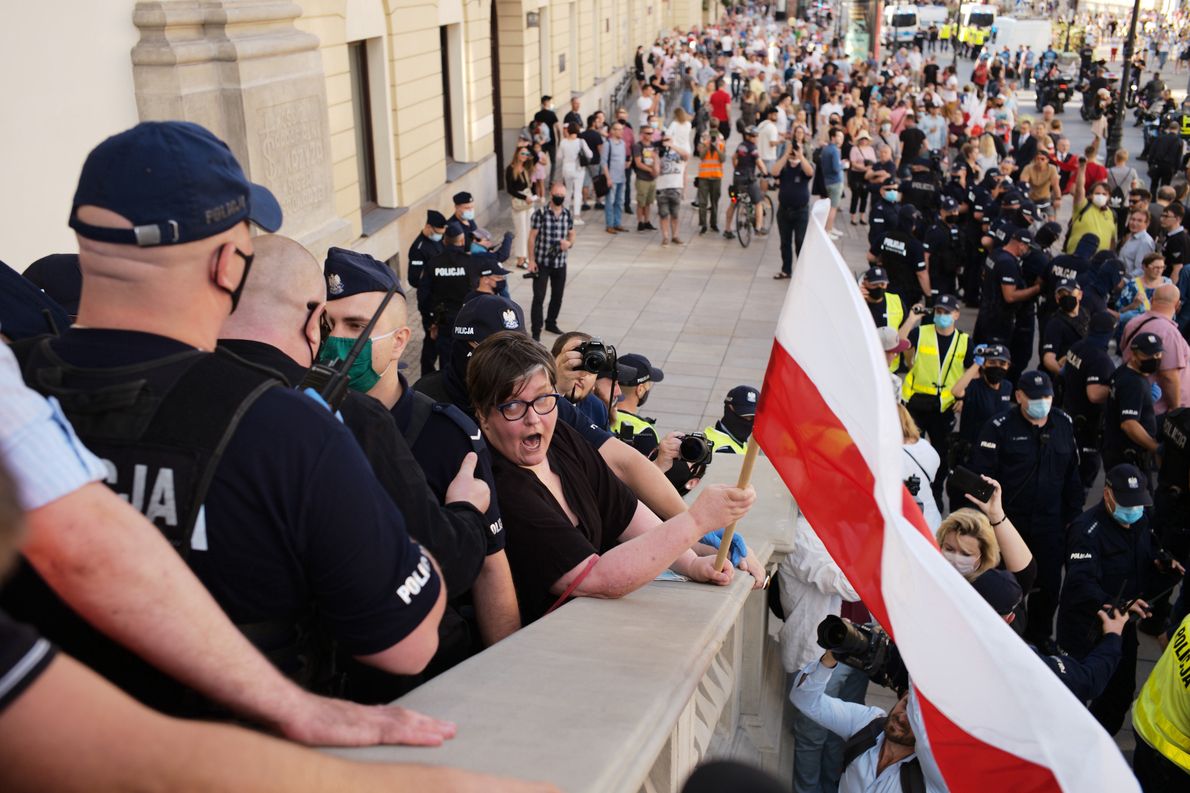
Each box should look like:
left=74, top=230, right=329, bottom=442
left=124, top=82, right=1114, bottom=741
left=903, top=474, right=922, bottom=497
left=575, top=338, right=617, bottom=374
left=680, top=432, right=714, bottom=465
left=817, top=615, right=907, bottom=692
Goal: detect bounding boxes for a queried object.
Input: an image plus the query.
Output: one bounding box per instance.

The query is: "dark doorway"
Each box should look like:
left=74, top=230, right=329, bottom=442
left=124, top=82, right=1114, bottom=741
left=440, top=26, right=454, bottom=161
left=490, top=1, right=505, bottom=187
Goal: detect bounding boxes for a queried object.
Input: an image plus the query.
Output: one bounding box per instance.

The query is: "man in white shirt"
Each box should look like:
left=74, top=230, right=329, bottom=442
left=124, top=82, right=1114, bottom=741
left=757, top=106, right=781, bottom=172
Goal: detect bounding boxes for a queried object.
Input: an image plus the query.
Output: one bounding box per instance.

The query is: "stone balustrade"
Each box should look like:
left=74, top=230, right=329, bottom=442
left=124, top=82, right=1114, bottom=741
left=330, top=454, right=799, bottom=792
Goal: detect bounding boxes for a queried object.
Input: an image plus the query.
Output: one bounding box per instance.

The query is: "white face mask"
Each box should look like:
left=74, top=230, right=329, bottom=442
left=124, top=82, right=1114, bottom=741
left=942, top=549, right=979, bottom=576
left=1092, top=193, right=1109, bottom=208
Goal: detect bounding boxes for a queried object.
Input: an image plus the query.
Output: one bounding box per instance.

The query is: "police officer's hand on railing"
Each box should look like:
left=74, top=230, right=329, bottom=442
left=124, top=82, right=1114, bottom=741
left=737, top=548, right=766, bottom=589
left=688, top=483, right=757, bottom=535
left=1098, top=606, right=1129, bottom=637
left=653, top=431, right=683, bottom=473
left=445, top=452, right=491, bottom=515
left=280, top=693, right=457, bottom=747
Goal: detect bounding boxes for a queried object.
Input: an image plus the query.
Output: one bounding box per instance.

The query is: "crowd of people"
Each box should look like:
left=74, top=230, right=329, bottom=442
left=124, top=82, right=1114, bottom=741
left=2, top=2, right=1190, bottom=792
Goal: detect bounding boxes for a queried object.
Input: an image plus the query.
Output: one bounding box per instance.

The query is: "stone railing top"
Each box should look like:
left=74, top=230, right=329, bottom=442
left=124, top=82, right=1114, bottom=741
left=329, top=454, right=797, bottom=791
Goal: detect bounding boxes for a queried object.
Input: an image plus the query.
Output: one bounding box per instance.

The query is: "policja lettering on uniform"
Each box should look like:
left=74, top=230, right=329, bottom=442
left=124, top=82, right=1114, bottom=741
left=396, top=554, right=434, bottom=605
left=102, top=460, right=179, bottom=527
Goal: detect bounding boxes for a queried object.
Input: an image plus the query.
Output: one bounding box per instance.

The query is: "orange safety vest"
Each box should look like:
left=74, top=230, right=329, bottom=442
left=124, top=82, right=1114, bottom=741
left=699, top=142, right=725, bottom=179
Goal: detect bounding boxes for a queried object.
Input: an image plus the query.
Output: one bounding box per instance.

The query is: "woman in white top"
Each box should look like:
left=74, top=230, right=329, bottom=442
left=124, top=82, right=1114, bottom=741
left=974, top=133, right=1000, bottom=178
left=558, top=122, right=592, bottom=224
left=898, top=404, right=941, bottom=530
left=664, top=107, right=693, bottom=159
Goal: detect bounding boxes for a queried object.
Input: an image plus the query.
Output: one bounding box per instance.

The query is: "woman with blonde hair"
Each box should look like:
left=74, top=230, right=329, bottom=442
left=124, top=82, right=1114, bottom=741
left=936, top=475, right=1035, bottom=595
left=975, top=132, right=999, bottom=175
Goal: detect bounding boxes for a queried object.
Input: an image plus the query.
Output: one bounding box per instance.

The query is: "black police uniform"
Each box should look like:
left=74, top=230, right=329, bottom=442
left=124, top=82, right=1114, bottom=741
left=1057, top=502, right=1160, bottom=732
left=1037, top=252, right=1089, bottom=343
left=923, top=219, right=962, bottom=298
left=1040, top=308, right=1090, bottom=393
left=1155, top=408, right=1190, bottom=561
left=1102, top=363, right=1158, bottom=472
left=877, top=229, right=928, bottom=307
left=5, top=330, right=440, bottom=712
left=420, top=244, right=475, bottom=371
left=902, top=168, right=941, bottom=214
left=866, top=195, right=899, bottom=252
left=974, top=247, right=1023, bottom=348
left=407, top=232, right=445, bottom=374
left=1034, top=634, right=1122, bottom=703
left=956, top=375, right=1013, bottom=446
left=958, top=210, right=988, bottom=306
left=969, top=406, right=1083, bottom=645
left=1062, top=336, right=1117, bottom=486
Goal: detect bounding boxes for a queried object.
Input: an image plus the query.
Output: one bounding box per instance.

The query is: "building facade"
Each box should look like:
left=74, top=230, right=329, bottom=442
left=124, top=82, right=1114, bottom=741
left=2, top=0, right=717, bottom=274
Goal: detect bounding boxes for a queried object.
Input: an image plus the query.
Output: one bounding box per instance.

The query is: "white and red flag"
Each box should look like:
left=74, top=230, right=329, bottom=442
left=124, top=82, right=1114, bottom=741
left=753, top=200, right=1138, bottom=792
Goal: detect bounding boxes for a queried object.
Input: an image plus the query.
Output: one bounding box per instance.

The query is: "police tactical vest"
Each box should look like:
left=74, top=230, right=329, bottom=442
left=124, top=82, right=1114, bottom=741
left=13, top=338, right=279, bottom=555
left=3, top=338, right=286, bottom=713
left=1132, top=615, right=1190, bottom=773
left=885, top=293, right=905, bottom=372
left=612, top=410, right=659, bottom=455
left=704, top=425, right=746, bottom=454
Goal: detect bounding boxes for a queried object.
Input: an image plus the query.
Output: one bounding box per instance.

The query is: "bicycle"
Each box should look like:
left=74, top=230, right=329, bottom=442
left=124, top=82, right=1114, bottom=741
left=728, top=184, right=774, bottom=248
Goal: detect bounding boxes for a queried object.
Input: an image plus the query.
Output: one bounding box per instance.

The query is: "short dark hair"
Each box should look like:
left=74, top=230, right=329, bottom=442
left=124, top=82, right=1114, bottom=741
left=1142, top=252, right=1166, bottom=267
left=468, top=331, right=558, bottom=418
left=1164, top=202, right=1185, bottom=221
left=551, top=330, right=590, bottom=357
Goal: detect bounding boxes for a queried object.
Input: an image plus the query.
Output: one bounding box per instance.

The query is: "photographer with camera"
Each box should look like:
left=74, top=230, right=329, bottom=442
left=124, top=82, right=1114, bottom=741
left=552, top=332, right=619, bottom=430
left=1057, top=464, right=1184, bottom=734
left=790, top=637, right=944, bottom=793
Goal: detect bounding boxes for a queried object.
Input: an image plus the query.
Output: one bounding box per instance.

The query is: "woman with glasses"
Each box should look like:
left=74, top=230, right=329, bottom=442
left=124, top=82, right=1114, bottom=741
left=467, top=332, right=757, bottom=623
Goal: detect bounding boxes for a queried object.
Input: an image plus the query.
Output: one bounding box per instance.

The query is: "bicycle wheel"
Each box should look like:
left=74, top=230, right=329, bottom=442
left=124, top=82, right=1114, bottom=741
left=736, top=202, right=753, bottom=248
left=759, top=194, right=774, bottom=234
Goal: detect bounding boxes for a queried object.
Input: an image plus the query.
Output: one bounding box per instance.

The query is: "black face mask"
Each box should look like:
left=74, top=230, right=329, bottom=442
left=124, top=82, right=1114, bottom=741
left=303, top=300, right=326, bottom=366
left=214, top=247, right=254, bottom=314
left=722, top=409, right=754, bottom=443
left=1138, top=357, right=1161, bottom=374
left=637, top=388, right=650, bottom=408
left=1057, top=294, right=1078, bottom=313
left=868, top=287, right=886, bottom=301
left=983, top=366, right=1007, bottom=385
left=551, top=195, right=566, bottom=206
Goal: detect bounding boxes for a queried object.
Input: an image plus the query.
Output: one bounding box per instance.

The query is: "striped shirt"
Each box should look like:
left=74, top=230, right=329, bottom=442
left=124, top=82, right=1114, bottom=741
left=0, top=343, right=106, bottom=511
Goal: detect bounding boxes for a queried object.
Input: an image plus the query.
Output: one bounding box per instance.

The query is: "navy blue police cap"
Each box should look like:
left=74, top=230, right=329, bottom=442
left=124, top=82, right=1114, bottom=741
left=23, top=253, right=82, bottom=316
left=1017, top=369, right=1053, bottom=398
left=445, top=220, right=467, bottom=238
left=971, top=569, right=1023, bottom=615
left=619, top=353, right=665, bottom=385
left=1105, top=463, right=1153, bottom=507
left=1130, top=332, right=1164, bottom=356
left=453, top=191, right=474, bottom=205
left=979, top=343, right=1011, bottom=362
left=933, top=293, right=960, bottom=311
left=453, top=294, right=526, bottom=343
left=940, top=195, right=959, bottom=211
left=69, top=121, right=282, bottom=246
left=472, top=258, right=511, bottom=278
left=863, top=266, right=890, bottom=284
left=1055, top=277, right=1080, bottom=293
left=426, top=209, right=448, bottom=227
left=725, top=385, right=760, bottom=416
left=324, top=247, right=403, bottom=301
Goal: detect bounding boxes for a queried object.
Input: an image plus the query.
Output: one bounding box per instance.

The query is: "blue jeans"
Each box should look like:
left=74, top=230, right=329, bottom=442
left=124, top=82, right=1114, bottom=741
left=605, top=181, right=625, bottom=228
left=791, top=664, right=869, bottom=793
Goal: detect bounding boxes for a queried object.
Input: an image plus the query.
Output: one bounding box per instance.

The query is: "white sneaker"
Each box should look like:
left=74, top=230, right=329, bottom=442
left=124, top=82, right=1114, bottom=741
left=828, top=230, right=843, bottom=239
left=573, top=218, right=586, bottom=226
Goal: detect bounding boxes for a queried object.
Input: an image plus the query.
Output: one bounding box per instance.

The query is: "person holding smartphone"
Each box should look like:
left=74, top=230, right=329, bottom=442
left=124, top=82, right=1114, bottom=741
left=771, top=128, right=814, bottom=280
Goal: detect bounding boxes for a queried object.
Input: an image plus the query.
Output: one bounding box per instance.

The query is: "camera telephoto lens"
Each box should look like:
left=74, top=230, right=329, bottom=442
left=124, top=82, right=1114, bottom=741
left=679, top=433, right=714, bottom=465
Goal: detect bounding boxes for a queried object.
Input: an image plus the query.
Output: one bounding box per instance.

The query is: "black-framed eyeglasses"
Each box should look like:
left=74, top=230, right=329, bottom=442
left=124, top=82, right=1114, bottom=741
left=496, top=393, right=563, bottom=421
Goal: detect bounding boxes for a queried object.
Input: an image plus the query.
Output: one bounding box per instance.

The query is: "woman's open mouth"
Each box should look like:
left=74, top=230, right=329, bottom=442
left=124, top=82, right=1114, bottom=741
left=522, top=433, right=543, bottom=452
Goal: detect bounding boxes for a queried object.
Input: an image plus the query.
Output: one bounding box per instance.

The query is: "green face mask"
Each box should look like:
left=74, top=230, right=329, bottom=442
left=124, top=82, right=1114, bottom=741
left=317, top=330, right=395, bottom=393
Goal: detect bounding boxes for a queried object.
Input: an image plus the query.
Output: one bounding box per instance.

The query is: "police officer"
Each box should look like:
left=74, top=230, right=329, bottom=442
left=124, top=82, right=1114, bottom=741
left=464, top=257, right=511, bottom=303
left=876, top=205, right=930, bottom=307
left=1038, top=232, right=1098, bottom=345
left=450, top=191, right=495, bottom=251
left=1039, top=278, right=1090, bottom=391
left=319, top=248, right=520, bottom=666
left=6, top=121, right=445, bottom=709
left=923, top=196, right=964, bottom=299
left=705, top=385, right=759, bottom=454
left=1062, top=312, right=1118, bottom=487
left=1103, top=332, right=1163, bottom=473
left=860, top=266, right=909, bottom=372
left=974, top=227, right=1040, bottom=377
left=900, top=294, right=971, bottom=500
left=901, top=156, right=942, bottom=215
left=419, top=221, right=477, bottom=370
left=1132, top=612, right=1190, bottom=787
left=407, top=209, right=448, bottom=375
left=1057, top=465, right=1182, bottom=734
left=949, top=343, right=1013, bottom=471
left=611, top=353, right=665, bottom=458
left=969, top=370, right=1084, bottom=648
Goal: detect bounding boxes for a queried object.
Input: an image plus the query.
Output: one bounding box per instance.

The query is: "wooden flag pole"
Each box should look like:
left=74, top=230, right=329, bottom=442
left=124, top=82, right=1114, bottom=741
left=713, top=436, right=761, bottom=573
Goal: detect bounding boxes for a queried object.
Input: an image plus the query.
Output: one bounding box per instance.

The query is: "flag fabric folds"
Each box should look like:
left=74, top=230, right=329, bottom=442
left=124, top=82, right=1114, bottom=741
left=754, top=199, right=1138, bottom=793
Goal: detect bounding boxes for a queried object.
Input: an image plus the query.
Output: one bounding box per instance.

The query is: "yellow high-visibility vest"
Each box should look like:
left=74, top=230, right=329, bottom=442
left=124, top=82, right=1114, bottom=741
left=885, top=292, right=905, bottom=372
left=704, top=425, right=746, bottom=454
left=1132, top=615, right=1190, bottom=773
left=902, top=325, right=969, bottom=411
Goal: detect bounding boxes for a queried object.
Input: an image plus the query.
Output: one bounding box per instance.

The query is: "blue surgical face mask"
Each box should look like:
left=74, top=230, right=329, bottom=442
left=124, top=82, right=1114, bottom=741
left=470, top=242, right=488, bottom=255
left=882, top=190, right=899, bottom=202
left=430, top=232, right=444, bottom=242
left=1111, top=504, right=1144, bottom=526
left=1024, top=397, right=1051, bottom=420
left=462, top=209, right=476, bottom=220
left=933, top=313, right=954, bottom=330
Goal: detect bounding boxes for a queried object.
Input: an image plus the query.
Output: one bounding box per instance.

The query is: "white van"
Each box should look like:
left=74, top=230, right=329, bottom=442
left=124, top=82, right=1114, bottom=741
left=958, top=3, right=996, bottom=44
left=883, top=5, right=919, bottom=45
